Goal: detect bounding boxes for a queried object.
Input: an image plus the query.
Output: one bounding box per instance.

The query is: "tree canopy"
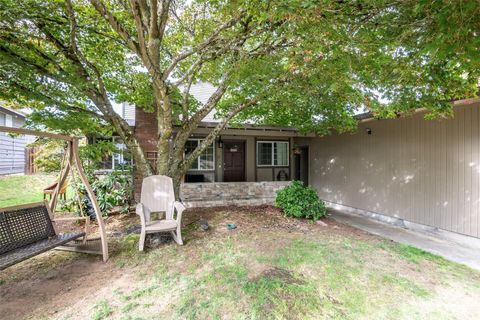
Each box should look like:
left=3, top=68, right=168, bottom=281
left=0, top=0, right=479, bottom=187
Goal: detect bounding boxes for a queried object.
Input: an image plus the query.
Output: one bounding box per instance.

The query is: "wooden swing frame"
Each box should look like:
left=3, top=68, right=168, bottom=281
left=0, top=126, right=108, bottom=262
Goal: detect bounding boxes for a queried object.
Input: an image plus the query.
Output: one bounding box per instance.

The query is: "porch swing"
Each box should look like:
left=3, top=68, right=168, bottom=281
left=0, top=126, right=108, bottom=270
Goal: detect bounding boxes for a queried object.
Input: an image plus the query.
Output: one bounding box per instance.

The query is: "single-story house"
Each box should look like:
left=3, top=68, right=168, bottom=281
left=132, top=83, right=480, bottom=241
left=0, top=105, right=29, bottom=175
left=133, top=83, right=313, bottom=206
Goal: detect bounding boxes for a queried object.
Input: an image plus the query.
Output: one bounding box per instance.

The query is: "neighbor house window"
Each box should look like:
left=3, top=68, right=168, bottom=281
left=256, top=141, right=289, bottom=166
left=185, top=139, right=215, bottom=170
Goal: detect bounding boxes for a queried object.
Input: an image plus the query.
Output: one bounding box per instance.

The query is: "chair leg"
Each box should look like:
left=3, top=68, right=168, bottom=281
left=171, top=227, right=183, bottom=245
left=139, top=229, right=146, bottom=251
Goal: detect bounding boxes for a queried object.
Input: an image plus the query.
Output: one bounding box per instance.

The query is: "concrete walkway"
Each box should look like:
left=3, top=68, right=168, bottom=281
left=330, top=210, right=480, bottom=271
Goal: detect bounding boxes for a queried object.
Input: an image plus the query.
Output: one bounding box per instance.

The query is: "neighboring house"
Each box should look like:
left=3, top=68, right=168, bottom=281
left=0, top=106, right=29, bottom=175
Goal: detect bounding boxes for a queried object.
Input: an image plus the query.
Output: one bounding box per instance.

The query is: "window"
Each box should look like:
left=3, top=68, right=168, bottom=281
left=185, top=139, right=215, bottom=170
left=5, top=114, right=12, bottom=127
left=97, top=137, right=132, bottom=171
left=256, top=141, right=289, bottom=166
left=112, top=137, right=132, bottom=170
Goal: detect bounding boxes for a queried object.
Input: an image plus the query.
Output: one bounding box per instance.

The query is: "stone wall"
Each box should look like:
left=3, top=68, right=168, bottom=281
left=180, top=181, right=290, bottom=207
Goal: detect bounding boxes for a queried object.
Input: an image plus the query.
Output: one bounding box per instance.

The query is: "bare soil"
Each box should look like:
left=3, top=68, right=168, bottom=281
left=0, top=206, right=363, bottom=320
left=1, top=206, right=478, bottom=320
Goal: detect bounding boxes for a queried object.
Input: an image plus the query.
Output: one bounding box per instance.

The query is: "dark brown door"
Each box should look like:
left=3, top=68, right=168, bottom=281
left=223, top=141, right=245, bottom=182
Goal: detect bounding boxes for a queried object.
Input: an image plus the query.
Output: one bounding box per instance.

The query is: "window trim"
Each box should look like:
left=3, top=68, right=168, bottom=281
left=185, top=138, right=216, bottom=171
left=256, top=140, right=289, bottom=167
left=95, top=136, right=132, bottom=172
left=112, top=137, right=129, bottom=170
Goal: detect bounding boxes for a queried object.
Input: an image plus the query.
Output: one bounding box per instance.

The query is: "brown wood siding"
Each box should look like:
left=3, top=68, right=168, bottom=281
left=303, top=102, right=480, bottom=238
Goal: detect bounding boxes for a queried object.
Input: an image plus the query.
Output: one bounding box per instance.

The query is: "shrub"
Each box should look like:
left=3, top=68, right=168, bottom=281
left=275, top=181, right=326, bottom=221
left=59, top=168, right=133, bottom=218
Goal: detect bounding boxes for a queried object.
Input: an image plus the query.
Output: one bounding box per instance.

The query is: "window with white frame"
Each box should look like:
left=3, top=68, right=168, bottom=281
left=112, top=137, right=131, bottom=170
left=5, top=114, right=12, bottom=127
left=98, top=137, right=132, bottom=170
left=185, top=139, right=215, bottom=170
left=256, top=141, right=289, bottom=166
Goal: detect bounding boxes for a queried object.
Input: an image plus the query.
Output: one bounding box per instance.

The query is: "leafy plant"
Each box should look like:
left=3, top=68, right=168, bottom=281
left=275, top=181, right=326, bottom=221
left=60, top=168, right=133, bottom=218
left=31, top=139, right=65, bottom=173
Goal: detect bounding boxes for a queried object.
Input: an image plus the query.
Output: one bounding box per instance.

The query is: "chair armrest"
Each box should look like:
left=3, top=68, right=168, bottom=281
left=43, top=182, right=58, bottom=191
left=136, top=203, right=151, bottom=228
left=173, top=201, right=186, bottom=223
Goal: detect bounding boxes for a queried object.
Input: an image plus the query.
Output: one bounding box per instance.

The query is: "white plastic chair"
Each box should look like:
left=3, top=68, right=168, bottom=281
left=136, top=175, right=185, bottom=251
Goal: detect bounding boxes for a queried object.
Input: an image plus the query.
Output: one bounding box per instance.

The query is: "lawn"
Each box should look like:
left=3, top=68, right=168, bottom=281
left=0, top=174, right=57, bottom=207
left=1, top=206, right=479, bottom=319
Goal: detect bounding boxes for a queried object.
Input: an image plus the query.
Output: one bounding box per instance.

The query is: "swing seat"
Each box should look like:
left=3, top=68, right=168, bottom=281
left=0, top=202, right=85, bottom=270
left=0, top=126, right=109, bottom=262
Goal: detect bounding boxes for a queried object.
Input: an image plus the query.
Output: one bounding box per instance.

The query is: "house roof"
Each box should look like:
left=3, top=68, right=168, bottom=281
left=355, top=96, right=480, bottom=123
left=0, top=104, right=26, bottom=118
left=196, top=121, right=298, bottom=132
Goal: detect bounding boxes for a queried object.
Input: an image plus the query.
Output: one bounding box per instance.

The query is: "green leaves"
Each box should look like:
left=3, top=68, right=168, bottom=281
left=275, top=181, right=327, bottom=221
left=1, top=0, right=479, bottom=173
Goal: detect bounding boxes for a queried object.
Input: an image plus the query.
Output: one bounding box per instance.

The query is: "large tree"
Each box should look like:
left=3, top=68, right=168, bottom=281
left=0, top=0, right=479, bottom=192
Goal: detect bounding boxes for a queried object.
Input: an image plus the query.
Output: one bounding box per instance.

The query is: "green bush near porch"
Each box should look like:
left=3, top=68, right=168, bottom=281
left=275, top=181, right=326, bottom=221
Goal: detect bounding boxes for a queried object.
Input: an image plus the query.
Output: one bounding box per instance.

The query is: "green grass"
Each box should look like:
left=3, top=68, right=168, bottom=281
left=92, top=300, right=112, bottom=320
left=9, top=207, right=479, bottom=320
left=0, top=174, right=57, bottom=207
left=96, top=228, right=479, bottom=320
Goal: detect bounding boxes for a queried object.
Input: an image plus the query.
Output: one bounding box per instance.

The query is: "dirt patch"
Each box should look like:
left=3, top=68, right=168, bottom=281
left=0, top=212, right=139, bottom=320
left=1, top=205, right=478, bottom=320
left=1, top=257, right=115, bottom=320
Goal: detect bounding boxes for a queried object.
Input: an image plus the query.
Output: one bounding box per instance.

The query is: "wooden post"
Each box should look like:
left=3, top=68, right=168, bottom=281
left=0, top=126, right=109, bottom=262
left=71, top=139, right=109, bottom=262
left=50, top=144, right=72, bottom=214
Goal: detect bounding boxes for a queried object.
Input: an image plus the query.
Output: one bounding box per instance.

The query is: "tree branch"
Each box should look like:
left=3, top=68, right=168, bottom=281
left=89, top=0, right=141, bottom=55
left=180, top=98, right=258, bottom=172
left=161, top=13, right=245, bottom=80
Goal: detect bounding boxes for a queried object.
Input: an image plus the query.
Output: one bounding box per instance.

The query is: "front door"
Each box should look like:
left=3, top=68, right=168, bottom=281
left=223, top=141, right=245, bottom=182
left=294, top=146, right=309, bottom=185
